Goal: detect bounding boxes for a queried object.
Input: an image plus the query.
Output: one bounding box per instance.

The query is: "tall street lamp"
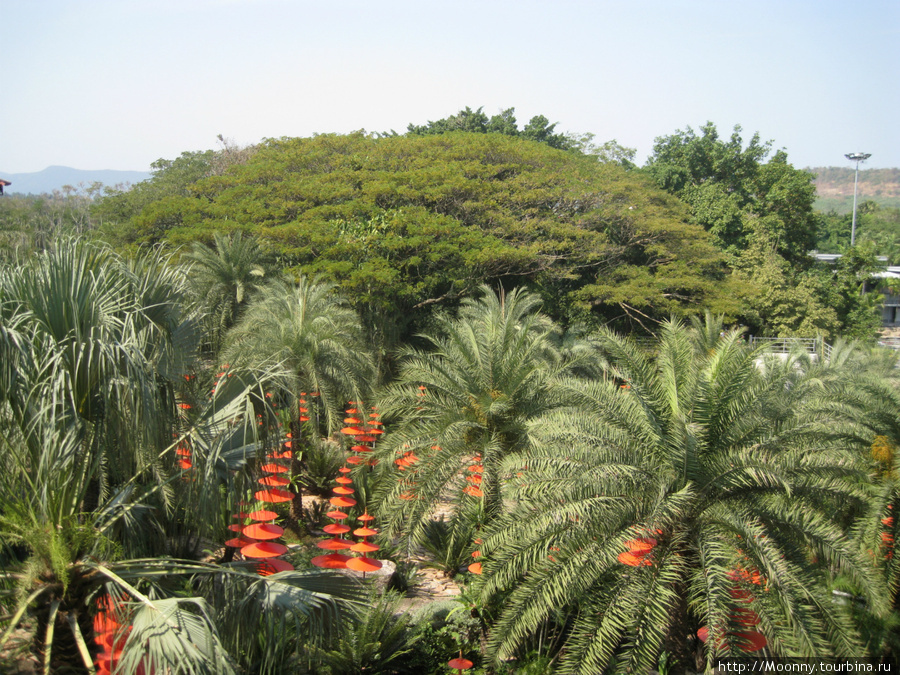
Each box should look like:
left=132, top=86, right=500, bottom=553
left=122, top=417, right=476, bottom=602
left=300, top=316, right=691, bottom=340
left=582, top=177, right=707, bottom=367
left=845, top=152, right=871, bottom=247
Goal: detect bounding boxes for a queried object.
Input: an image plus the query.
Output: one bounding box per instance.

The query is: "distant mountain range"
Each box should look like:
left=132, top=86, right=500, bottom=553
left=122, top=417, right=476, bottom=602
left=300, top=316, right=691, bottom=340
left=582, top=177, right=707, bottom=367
left=0, top=166, right=151, bottom=195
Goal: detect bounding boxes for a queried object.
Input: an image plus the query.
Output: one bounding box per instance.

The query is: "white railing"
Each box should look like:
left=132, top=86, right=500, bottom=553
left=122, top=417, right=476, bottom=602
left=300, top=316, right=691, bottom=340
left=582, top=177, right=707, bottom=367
left=748, top=336, right=833, bottom=360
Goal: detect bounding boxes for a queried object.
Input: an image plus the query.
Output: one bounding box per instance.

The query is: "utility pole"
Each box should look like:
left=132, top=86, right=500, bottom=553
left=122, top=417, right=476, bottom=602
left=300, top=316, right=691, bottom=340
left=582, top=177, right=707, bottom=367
left=844, top=152, right=871, bottom=247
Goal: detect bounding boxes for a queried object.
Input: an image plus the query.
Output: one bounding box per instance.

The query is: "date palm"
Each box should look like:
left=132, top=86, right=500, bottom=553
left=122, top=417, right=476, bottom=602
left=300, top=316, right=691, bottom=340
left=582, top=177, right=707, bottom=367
left=475, top=321, right=881, bottom=674
left=222, top=276, right=374, bottom=528
left=374, top=285, right=595, bottom=552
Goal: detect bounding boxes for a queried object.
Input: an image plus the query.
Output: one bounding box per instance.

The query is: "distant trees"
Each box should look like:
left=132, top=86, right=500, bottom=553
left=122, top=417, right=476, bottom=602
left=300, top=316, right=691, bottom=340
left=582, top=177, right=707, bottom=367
left=406, top=106, right=573, bottom=150
left=645, top=122, right=818, bottom=262
left=96, top=132, right=737, bottom=362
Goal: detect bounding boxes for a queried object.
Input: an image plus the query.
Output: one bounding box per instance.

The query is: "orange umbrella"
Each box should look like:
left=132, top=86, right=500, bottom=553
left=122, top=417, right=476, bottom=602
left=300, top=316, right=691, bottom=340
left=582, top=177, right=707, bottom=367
left=250, top=509, right=278, bottom=521
left=346, top=556, right=382, bottom=572
left=256, top=559, right=294, bottom=575
left=260, top=463, right=288, bottom=474
left=311, top=553, right=350, bottom=569
left=329, top=496, right=357, bottom=508
left=324, top=523, right=351, bottom=535
left=448, top=656, right=474, bottom=671
left=242, top=524, right=285, bottom=540
left=350, top=540, right=379, bottom=553
left=255, top=489, right=295, bottom=503
left=258, top=475, right=290, bottom=487
left=617, top=551, right=652, bottom=566
left=317, top=537, right=354, bottom=550
left=241, top=541, right=288, bottom=558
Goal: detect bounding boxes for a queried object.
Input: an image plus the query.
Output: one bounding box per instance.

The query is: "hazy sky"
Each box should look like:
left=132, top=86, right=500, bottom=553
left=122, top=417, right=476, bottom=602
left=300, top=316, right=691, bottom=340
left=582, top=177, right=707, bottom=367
left=2, top=0, right=897, bottom=173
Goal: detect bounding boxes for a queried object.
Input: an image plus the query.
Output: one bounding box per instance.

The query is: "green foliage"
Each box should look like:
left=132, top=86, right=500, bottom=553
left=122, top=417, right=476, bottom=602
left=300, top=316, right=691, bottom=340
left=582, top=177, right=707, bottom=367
left=309, top=590, right=415, bottom=675
left=396, top=599, right=482, bottom=675
left=474, top=321, right=880, bottom=673
left=420, top=515, right=480, bottom=578
left=222, top=276, right=373, bottom=433
left=0, top=190, right=100, bottom=260
left=374, top=286, right=591, bottom=547
left=181, top=230, right=279, bottom=353
left=300, top=438, right=347, bottom=495
left=407, top=106, right=573, bottom=150
left=817, top=201, right=900, bottom=263
left=96, top=131, right=735, bottom=356
left=645, top=123, right=818, bottom=262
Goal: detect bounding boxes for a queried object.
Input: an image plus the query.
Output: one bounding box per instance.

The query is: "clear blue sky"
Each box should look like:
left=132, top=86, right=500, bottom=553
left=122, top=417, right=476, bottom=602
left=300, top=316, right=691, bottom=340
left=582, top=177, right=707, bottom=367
left=2, top=0, right=897, bottom=173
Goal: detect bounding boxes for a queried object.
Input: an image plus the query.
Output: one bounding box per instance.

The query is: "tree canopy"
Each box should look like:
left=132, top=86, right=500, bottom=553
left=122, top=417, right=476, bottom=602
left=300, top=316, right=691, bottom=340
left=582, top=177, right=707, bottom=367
left=98, top=131, right=740, bottom=357
left=644, top=122, right=818, bottom=262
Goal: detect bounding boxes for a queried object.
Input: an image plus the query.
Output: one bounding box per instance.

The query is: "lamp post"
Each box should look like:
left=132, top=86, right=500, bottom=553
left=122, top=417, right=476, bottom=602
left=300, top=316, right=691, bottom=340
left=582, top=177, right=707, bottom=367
left=844, top=152, right=871, bottom=247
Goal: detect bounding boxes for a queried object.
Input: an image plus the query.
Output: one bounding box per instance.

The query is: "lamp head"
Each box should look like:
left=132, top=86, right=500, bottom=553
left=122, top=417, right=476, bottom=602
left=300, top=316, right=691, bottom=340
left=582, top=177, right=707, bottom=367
left=845, top=152, right=872, bottom=162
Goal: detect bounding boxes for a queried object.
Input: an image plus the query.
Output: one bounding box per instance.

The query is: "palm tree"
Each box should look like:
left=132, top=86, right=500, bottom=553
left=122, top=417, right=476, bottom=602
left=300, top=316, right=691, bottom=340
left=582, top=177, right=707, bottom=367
left=222, top=276, right=374, bottom=525
left=374, top=285, right=595, bottom=556
left=474, top=320, right=881, bottom=674
left=0, top=240, right=363, bottom=672
left=182, top=231, right=276, bottom=354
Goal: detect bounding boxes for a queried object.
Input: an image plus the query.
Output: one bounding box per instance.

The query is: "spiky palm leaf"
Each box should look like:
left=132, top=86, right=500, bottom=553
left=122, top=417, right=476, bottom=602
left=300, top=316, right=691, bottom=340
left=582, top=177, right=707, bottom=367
left=373, top=285, right=595, bottom=549
left=475, top=321, right=881, bottom=674
left=222, top=276, right=373, bottom=435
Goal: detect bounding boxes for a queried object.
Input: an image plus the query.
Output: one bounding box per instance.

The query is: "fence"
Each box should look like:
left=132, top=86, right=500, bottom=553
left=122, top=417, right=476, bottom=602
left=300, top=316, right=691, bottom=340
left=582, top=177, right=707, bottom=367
left=747, top=336, right=833, bottom=360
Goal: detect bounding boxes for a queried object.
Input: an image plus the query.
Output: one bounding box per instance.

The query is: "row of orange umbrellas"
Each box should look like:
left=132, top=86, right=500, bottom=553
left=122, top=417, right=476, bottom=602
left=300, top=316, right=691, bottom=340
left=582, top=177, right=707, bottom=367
left=312, top=402, right=383, bottom=574
left=224, top=429, right=296, bottom=575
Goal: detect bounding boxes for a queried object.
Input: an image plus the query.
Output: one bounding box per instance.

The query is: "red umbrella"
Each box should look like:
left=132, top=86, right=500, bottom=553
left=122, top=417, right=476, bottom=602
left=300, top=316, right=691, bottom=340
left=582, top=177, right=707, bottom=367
left=256, top=489, right=294, bottom=503
left=258, top=475, right=290, bottom=487
left=250, top=509, right=278, bottom=521
left=323, top=524, right=351, bottom=535
left=242, top=524, right=285, bottom=540
left=346, top=556, right=382, bottom=572
left=311, top=553, right=350, bottom=569
left=241, top=541, right=288, bottom=558
left=256, top=558, right=294, bottom=575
